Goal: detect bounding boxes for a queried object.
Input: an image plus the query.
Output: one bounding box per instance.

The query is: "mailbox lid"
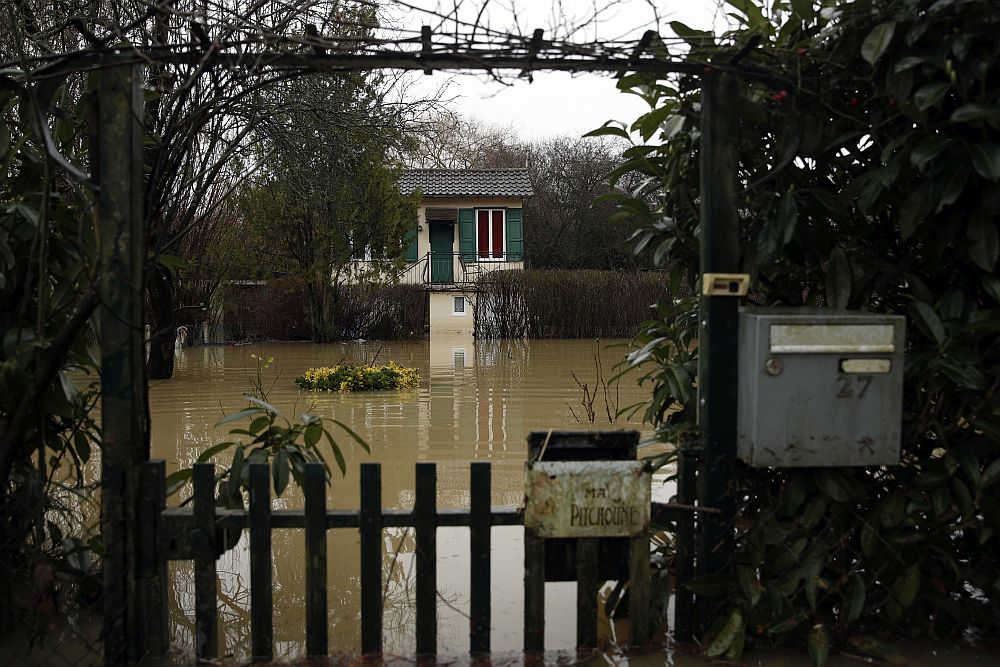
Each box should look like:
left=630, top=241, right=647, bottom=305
left=738, top=308, right=905, bottom=468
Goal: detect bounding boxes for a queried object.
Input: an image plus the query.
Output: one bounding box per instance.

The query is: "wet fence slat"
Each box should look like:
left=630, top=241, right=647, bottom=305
left=249, top=462, right=273, bottom=660
left=360, top=463, right=383, bottom=654
left=304, top=462, right=329, bottom=656
left=575, top=538, right=598, bottom=649
left=139, top=460, right=168, bottom=658
left=155, top=458, right=695, bottom=658
left=628, top=535, right=651, bottom=646
left=523, top=527, right=544, bottom=651
left=192, top=463, right=218, bottom=659
left=469, top=462, right=491, bottom=654
left=415, top=462, right=438, bottom=656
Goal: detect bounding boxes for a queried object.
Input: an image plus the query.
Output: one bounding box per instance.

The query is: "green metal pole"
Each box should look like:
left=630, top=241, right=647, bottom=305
left=695, top=70, right=740, bottom=631
left=98, top=62, right=148, bottom=665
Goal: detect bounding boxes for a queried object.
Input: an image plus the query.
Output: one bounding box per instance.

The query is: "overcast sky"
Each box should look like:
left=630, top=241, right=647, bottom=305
left=394, top=1, right=731, bottom=140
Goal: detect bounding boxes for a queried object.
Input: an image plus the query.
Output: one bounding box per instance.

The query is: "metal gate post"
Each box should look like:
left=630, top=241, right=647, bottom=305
left=695, top=71, right=741, bottom=631
left=98, top=61, right=149, bottom=664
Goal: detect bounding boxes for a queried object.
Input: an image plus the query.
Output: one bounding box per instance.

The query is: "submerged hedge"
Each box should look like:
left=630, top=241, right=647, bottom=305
left=295, top=362, right=419, bottom=392
left=473, top=269, right=675, bottom=338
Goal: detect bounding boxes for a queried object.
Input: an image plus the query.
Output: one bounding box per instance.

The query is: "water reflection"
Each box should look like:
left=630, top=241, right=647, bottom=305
left=151, top=338, right=651, bottom=659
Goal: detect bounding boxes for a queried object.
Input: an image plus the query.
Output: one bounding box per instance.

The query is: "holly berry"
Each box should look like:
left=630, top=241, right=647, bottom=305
left=850, top=96, right=861, bottom=108
left=771, top=90, right=790, bottom=103
left=888, top=98, right=897, bottom=108
left=796, top=47, right=808, bottom=57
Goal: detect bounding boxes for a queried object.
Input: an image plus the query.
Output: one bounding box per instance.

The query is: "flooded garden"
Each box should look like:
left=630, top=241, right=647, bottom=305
left=154, top=338, right=659, bottom=659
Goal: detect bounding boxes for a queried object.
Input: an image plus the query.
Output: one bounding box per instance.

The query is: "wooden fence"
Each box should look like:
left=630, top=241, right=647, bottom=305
left=139, top=458, right=698, bottom=660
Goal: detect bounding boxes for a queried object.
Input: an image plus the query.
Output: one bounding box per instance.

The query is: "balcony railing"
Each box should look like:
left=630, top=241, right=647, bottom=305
left=377, top=252, right=520, bottom=286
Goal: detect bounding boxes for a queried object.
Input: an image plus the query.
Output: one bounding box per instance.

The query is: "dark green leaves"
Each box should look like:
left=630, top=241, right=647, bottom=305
left=910, top=301, right=945, bottom=344
left=826, top=246, right=851, bottom=309
left=952, top=103, right=1000, bottom=125
left=705, top=609, right=744, bottom=657
left=668, top=21, right=714, bottom=48
left=914, top=82, right=951, bottom=111
left=899, top=188, right=929, bottom=239
left=843, top=574, right=866, bottom=624
left=968, top=143, right=1000, bottom=181
left=862, top=23, right=896, bottom=65
left=967, top=215, right=999, bottom=271
left=778, top=192, right=799, bottom=245
left=790, top=0, right=814, bottom=21
left=808, top=623, right=829, bottom=667
left=272, top=448, right=290, bottom=496
left=583, top=122, right=630, bottom=140
left=887, top=564, right=920, bottom=621
left=910, top=135, right=951, bottom=171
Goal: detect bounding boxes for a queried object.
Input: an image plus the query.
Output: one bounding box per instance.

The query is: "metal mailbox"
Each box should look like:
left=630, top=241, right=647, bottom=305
left=737, top=308, right=905, bottom=467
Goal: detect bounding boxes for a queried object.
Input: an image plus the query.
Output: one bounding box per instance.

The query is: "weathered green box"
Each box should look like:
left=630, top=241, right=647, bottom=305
left=738, top=308, right=905, bottom=467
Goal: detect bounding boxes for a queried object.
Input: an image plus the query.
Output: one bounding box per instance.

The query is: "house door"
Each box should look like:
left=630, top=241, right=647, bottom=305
left=429, top=223, right=454, bottom=283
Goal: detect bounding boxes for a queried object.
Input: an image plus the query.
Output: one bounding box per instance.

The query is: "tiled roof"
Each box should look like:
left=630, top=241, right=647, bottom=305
left=400, top=169, right=533, bottom=197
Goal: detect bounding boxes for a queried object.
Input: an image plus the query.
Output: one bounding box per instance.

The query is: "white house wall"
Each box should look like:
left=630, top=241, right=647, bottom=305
left=346, top=196, right=525, bottom=286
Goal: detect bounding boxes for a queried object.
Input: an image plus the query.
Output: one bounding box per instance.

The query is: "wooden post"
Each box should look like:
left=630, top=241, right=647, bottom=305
left=359, top=463, right=383, bottom=654
left=469, top=462, right=491, bottom=654
left=523, top=528, right=544, bottom=651
left=575, top=538, right=598, bottom=649
left=192, top=463, right=219, bottom=658
left=98, top=61, right=148, bottom=665
left=696, top=70, right=741, bottom=631
left=304, top=463, right=329, bottom=656
left=138, top=461, right=168, bottom=658
left=249, top=463, right=273, bottom=660
left=627, top=536, right=651, bottom=645
left=414, top=463, right=438, bottom=657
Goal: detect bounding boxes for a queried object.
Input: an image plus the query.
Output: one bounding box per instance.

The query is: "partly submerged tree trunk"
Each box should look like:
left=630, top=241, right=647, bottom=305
left=306, top=271, right=340, bottom=343
left=147, top=265, right=176, bottom=379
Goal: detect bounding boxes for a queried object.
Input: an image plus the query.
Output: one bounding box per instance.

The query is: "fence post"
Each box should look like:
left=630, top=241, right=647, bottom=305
left=98, top=60, right=148, bottom=665
left=304, top=463, right=329, bottom=656
left=575, top=538, right=598, bottom=648
left=138, top=461, right=168, bottom=657
left=674, top=443, right=699, bottom=642
left=192, top=463, right=218, bottom=658
left=360, top=463, right=383, bottom=654
left=249, top=463, right=273, bottom=660
left=523, top=528, right=544, bottom=651
left=469, top=462, right=491, bottom=653
left=415, top=463, right=438, bottom=656
left=696, top=70, right=741, bottom=632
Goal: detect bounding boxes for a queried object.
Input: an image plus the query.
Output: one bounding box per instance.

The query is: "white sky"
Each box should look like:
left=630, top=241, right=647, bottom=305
left=394, top=1, right=731, bottom=139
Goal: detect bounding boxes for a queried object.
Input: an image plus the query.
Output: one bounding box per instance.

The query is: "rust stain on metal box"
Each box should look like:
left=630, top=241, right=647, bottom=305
left=524, top=461, right=651, bottom=538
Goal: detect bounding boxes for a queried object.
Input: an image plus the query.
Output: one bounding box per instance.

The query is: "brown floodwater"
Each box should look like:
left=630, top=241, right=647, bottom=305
left=151, top=337, right=663, bottom=660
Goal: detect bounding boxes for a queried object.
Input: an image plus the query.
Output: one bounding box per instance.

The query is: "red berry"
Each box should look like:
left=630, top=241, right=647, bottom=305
left=703, top=66, right=714, bottom=74
left=850, top=97, right=861, bottom=108
left=796, top=47, right=807, bottom=57
left=888, top=98, right=897, bottom=108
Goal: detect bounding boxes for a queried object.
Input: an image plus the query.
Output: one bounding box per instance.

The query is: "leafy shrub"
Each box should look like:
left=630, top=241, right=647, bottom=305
left=474, top=269, right=676, bottom=338
left=611, top=0, right=1000, bottom=663
left=295, top=362, right=420, bottom=392
left=224, top=279, right=426, bottom=342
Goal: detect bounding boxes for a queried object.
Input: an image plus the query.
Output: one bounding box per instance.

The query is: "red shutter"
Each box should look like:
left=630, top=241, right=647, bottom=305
left=491, top=210, right=504, bottom=258
left=477, top=211, right=490, bottom=258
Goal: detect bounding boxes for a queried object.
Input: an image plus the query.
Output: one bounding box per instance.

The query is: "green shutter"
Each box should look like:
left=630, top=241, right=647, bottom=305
left=505, top=208, right=524, bottom=261
left=458, top=208, right=476, bottom=261
left=404, top=222, right=418, bottom=261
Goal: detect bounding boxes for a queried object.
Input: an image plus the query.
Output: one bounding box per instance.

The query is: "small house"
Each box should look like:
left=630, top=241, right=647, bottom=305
left=397, top=168, right=533, bottom=335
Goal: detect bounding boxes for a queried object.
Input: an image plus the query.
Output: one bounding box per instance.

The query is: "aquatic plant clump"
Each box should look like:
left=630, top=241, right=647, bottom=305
left=295, top=362, right=420, bottom=392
